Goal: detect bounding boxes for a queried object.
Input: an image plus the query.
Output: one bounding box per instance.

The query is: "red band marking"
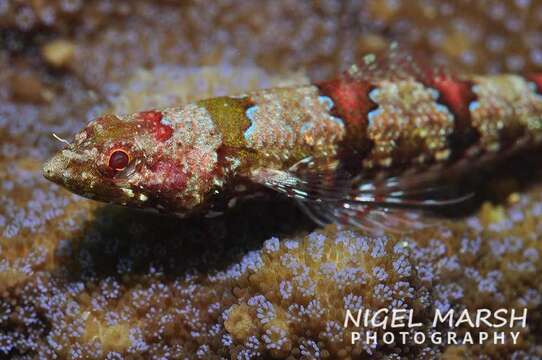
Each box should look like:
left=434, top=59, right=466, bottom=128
left=138, top=110, right=173, bottom=142
left=151, top=158, right=188, bottom=191
left=317, top=78, right=376, bottom=132
left=526, top=73, right=542, bottom=93
left=430, top=75, right=476, bottom=121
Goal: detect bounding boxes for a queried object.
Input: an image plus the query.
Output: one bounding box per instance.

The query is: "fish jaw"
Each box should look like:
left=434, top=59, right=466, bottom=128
left=43, top=151, right=66, bottom=186
left=43, top=148, right=92, bottom=190
left=43, top=148, right=114, bottom=201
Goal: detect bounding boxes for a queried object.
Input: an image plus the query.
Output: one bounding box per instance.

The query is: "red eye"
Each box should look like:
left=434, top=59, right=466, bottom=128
left=108, top=149, right=130, bottom=171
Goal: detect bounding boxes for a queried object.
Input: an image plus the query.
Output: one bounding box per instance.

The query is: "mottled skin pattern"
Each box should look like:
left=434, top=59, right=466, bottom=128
left=363, top=79, right=455, bottom=167
left=319, top=66, right=542, bottom=173
left=43, top=108, right=224, bottom=214
left=42, top=86, right=345, bottom=215
left=43, top=62, right=542, bottom=218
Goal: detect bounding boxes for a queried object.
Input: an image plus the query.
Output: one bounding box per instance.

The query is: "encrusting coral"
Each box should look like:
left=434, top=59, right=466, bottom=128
left=1, top=0, right=542, bottom=359
left=2, top=164, right=542, bottom=358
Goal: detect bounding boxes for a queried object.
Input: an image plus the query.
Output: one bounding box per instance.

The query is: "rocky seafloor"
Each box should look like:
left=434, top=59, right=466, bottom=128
left=1, top=0, right=542, bottom=359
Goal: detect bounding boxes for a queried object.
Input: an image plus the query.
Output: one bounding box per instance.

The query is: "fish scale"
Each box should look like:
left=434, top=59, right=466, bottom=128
left=318, top=65, right=542, bottom=170
left=43, top=53, right=542, bottom=233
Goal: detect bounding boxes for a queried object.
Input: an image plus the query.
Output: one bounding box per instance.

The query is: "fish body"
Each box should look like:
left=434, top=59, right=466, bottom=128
left=43, top=55, right=542, bottom=232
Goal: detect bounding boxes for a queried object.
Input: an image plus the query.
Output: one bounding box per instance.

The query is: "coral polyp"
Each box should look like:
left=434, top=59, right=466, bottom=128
left=1, top=0, right=542, bottom=359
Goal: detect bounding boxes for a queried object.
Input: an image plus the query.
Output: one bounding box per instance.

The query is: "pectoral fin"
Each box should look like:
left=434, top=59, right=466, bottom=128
left=250, top=157, right=473, bottom=234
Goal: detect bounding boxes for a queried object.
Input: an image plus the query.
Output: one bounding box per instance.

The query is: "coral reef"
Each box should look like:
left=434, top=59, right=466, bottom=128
left=1, top=0, right=542, bottom=359
left=361, top=0, right=542, bottom=73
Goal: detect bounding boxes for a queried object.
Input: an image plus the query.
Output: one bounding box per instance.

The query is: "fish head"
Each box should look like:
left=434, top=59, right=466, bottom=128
left=43, top=108, right=226, bottom=214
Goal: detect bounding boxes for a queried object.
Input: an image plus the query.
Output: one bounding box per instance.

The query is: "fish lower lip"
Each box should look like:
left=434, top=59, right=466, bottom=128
left=43, top=153, right=71, bottom=186
left=43, top=159, right=60, bottom=183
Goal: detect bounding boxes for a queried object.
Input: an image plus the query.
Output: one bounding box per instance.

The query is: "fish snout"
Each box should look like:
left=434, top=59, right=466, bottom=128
left=43, top=153, right=66, bottom=185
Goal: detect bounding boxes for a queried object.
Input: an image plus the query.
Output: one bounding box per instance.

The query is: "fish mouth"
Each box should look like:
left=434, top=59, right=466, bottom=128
left=42, top=151, right=99, bottom=196
left=43, top=152, right=68, bottom=186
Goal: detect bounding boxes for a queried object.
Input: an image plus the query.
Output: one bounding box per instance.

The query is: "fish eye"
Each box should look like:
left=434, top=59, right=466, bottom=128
left=108, top=149, right=130, bottom=171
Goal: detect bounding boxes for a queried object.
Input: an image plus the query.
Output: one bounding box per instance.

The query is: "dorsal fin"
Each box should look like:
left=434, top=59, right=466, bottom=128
left=343, top=42, right=435, bottom=84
